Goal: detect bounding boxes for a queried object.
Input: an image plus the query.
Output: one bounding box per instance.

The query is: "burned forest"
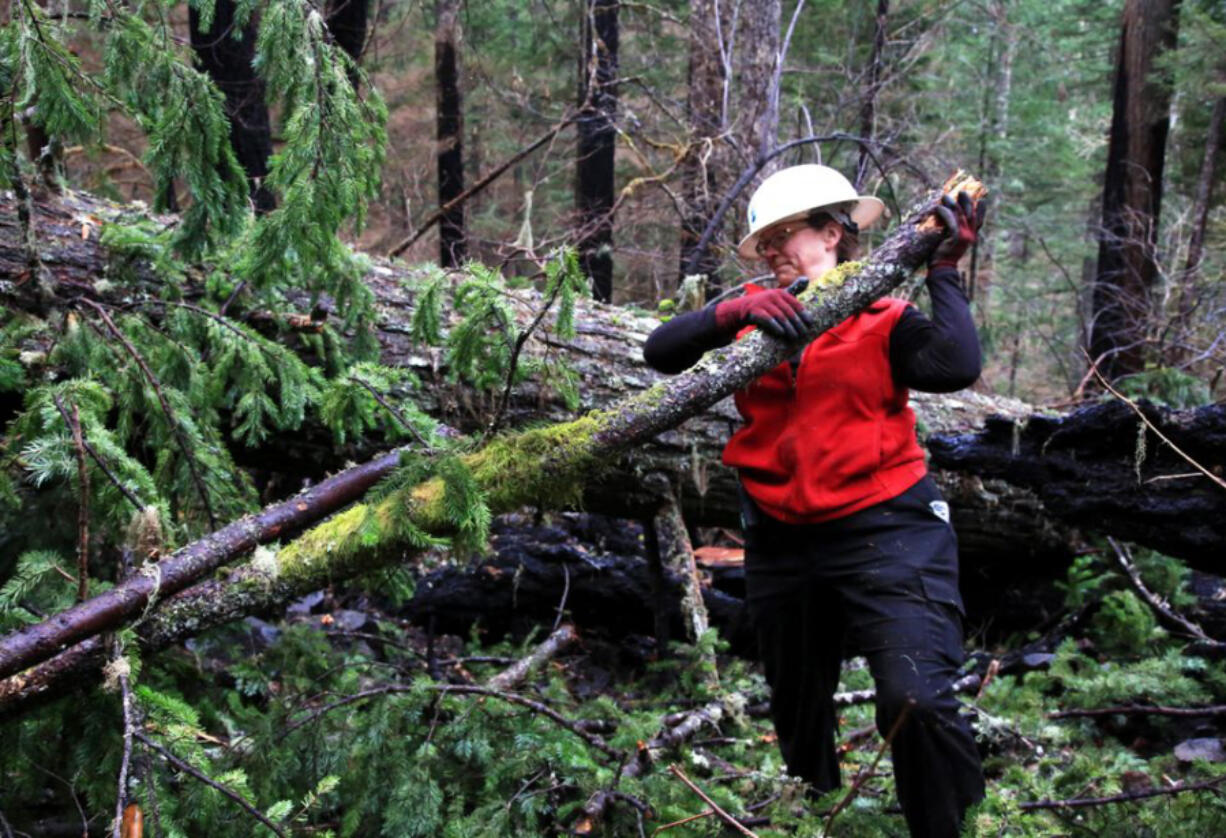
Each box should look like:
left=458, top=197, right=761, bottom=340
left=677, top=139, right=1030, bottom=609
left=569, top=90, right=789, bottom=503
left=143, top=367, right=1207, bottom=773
left=2, top=0, right=1226, bottom=836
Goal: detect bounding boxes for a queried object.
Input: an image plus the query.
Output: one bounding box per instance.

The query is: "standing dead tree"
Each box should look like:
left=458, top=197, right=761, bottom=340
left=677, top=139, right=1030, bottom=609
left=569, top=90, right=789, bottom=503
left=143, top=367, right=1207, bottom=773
left=1091, top=0, right=1181, bottom=381
left=435, top=0, right=466, bottom=268
left=576, top=0, right=620, bottom=301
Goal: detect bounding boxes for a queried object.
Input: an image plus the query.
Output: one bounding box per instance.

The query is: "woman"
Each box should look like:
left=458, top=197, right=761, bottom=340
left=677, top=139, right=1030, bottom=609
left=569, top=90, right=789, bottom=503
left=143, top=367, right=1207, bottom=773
left=644, top=164, right=986, bottom=837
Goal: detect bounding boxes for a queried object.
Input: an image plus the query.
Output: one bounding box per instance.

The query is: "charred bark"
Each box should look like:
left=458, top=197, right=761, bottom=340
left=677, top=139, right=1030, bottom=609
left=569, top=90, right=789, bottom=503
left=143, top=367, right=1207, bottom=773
left=929, top=399, right=1226, bottom=573
left=576, top=0, right=619, bottom=302
left=1091, top=0, right=1180, bottom=380
left=189, top=0, right=275, bottom=214
left=435, top=0, right=465, bottom=268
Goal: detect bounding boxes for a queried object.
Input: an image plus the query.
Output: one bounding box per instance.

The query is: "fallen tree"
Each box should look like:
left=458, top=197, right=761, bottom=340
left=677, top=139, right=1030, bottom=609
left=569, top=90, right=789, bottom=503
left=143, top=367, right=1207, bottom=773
left=0, top=175, right=976, bottom=717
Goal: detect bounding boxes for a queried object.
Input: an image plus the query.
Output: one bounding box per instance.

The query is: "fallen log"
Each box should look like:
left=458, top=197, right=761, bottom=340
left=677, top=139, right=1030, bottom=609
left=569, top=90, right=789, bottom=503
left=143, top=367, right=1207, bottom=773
left=0, top=176, right=971, bottom=718
left=928, top=400, right=1226, bottom=573
left=0, top=187, right=1050, bottom=546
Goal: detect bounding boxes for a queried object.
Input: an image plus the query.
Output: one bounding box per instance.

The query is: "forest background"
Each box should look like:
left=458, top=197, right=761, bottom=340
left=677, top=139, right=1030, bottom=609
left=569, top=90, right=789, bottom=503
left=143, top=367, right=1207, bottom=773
left=1, top=0, right=1225, bottom=835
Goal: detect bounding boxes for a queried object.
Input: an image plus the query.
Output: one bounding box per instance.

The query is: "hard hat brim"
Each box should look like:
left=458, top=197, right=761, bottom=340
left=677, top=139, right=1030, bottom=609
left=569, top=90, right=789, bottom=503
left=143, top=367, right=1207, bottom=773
left=736, top=196, right=886, bottom=261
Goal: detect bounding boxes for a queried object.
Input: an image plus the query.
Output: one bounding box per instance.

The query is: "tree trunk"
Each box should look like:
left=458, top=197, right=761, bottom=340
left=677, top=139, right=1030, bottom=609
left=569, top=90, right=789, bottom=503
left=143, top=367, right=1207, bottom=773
left=327, top=0, right=370, bottom=89
left=724, top=0, right=781, bottom=243
left=576, top=0, right=619, bottom=302
left=189, top=0, right=276, bottom=214
left=968, top=0, right=1014, bottom=314
left=1166, top=96, right=1225, bottom=366
left=435, top=0, right=466, bottom=268
left=854, top=0, right=889, bottom=190
left=1090, top=0, right=1180, bottom=381
left=678, top=0, right=725, bottom=288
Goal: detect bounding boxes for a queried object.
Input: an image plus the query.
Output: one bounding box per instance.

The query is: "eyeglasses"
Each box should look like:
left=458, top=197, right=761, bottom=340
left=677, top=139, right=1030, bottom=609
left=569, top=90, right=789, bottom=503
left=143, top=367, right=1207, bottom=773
left=755, top=223, right=803, bottom=257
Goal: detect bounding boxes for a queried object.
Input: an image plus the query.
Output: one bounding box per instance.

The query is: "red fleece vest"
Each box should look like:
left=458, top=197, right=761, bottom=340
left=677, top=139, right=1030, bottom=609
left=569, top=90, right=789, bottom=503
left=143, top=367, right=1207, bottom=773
left=722, top=291, right=927, bottom=523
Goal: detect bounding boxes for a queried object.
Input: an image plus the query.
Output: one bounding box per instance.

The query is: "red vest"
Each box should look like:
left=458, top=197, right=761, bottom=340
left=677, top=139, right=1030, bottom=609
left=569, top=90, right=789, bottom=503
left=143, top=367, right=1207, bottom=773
left=722, top=292, right=927, bottom=524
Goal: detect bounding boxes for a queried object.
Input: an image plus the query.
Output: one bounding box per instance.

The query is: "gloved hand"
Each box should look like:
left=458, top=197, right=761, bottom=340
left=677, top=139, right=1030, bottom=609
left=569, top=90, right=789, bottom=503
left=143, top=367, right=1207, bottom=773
left=714, top=278, right=814, bottom=340
left=930, top=191, right=986, bottom=270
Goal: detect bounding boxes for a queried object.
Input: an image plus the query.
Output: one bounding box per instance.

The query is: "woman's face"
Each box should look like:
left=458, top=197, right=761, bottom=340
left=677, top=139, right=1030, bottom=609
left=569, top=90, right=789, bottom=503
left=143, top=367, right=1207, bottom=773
left=758, top=221, right=841, bottom=284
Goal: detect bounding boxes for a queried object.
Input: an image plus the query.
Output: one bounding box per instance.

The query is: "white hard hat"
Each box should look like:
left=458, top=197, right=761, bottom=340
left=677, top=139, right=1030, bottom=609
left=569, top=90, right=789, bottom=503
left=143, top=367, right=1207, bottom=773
left=737, top=164, right=885, bottom=260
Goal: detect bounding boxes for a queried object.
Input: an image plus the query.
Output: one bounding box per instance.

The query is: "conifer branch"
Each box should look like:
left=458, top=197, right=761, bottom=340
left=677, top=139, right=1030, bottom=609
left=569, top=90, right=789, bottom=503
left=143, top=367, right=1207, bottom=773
left=80, top=299, right=218, bottom=529
left=51, top=394, right=145, bottom=513
left=134, top=731, right=286, bottom=837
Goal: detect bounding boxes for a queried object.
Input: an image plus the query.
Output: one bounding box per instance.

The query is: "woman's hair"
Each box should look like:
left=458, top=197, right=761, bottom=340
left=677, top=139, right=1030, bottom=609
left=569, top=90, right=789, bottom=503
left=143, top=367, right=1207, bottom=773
left=807, top=208, right=861, bottom=264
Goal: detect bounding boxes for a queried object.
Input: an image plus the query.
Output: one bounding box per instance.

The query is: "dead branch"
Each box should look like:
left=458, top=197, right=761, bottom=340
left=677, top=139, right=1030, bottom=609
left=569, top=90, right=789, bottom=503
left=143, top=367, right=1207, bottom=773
left=824, top=701, right=912, bottom=833
left=1018, top=775, right=1226, bottom=811
left=1108, top=537, right=1223, bottom=647
left=134, top=731, right=286, bottom=837
left=485, top=623, right=577, bottom=692
left=388, top=114, right=578, bottom=258
left=665, top=763, right=759, bottom=838
left=1049, top=704, right=1226, bottom=720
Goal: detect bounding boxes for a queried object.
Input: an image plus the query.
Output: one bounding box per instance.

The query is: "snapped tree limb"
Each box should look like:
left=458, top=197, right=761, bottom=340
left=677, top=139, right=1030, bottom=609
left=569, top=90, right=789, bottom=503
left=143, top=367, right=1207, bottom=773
left=0, top=175, right=982, bottom=720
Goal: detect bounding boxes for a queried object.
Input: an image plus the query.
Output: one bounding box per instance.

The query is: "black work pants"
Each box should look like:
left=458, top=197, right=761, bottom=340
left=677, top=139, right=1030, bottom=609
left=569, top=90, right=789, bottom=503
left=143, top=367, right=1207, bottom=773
left=743, top=476, right=985, bottom=838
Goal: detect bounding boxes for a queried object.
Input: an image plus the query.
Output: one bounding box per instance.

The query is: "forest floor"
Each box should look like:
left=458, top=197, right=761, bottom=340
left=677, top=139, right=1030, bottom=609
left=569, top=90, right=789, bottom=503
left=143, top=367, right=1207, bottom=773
left=9, top=512, right=1220, bottom=836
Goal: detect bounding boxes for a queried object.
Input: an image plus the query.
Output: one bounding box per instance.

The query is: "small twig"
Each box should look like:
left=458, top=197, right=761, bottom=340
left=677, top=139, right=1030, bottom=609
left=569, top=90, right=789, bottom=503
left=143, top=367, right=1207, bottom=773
left=484, top=274, right=568, bottom=441
left=388, top=114, right=579, bottom=258
left=552, top=563, right=571, bottom=633
left=1108, top=537, right=1223, bottom=647
left=825, top=701, right=912, bottom=834
left=349, top=375, right=437, bottom=451
left=112, top=634, right=135, bottom=838
left=66, top=401, right=90, bottom=602
left=1019, top=774, right=1226, bottom=810
left=135, top=731, right=286, bottom=837
left=52, top=394, right=144, bottom=512
left=666, top=763, right=759, bottom=838
left=485, top=623, right=577, bottom=692
left=1088, top=357, right=1226, bottom=491
left=1050, top=703, right=1226, bottom=719
left=82, top=299, right=217, bottom=528
left=284, top=682, right=619, bottom=758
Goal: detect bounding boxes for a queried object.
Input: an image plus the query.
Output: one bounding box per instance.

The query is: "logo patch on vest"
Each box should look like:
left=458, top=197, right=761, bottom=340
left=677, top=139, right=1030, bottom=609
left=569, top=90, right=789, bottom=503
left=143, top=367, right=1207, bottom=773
left=929, top=500, right=950, bottom=524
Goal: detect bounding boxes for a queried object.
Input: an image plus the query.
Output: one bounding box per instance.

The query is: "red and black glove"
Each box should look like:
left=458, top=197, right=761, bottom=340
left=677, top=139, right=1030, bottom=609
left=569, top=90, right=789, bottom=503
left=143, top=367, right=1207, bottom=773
left=714, top=279, right=814, bottom=341
left=930, top=191, right=986, bottom=270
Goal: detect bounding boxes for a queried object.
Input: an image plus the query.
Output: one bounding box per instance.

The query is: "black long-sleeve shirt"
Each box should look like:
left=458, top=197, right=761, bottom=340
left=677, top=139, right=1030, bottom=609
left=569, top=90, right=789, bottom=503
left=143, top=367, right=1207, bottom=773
left=642, top=266, right=981, bottom=393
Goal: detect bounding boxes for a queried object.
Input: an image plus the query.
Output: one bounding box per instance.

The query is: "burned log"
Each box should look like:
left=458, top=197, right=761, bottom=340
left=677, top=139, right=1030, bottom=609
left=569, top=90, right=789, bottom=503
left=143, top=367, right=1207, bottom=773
left=929, top=400, right=1226, bottom=573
